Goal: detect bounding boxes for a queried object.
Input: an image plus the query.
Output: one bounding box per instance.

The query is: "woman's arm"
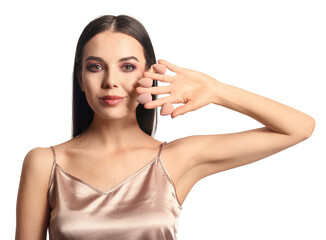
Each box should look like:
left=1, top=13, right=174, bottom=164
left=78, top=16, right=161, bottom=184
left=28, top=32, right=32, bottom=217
left=182, top=81, right=315, bottom=180
left=138, top=59, right=315, bottom=184
left=213, top=82, right=315, bottom=137
left=16, top=148, right=52, bottom=240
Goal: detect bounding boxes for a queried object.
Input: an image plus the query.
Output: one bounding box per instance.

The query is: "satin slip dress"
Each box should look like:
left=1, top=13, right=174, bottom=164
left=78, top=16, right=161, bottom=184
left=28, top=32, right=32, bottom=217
left=47, top=141, right=182, bottom=240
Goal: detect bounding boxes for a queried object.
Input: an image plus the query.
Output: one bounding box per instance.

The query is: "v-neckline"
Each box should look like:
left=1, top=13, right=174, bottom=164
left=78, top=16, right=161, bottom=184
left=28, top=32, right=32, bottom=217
left=51, top=142, right=166, bottom=196
left=54, top=156, right=160, bottom=195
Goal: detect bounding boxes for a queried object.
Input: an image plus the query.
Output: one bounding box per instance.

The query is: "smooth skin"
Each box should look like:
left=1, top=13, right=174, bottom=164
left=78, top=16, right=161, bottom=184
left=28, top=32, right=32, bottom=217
left=16, top=31, right=315, bottom=240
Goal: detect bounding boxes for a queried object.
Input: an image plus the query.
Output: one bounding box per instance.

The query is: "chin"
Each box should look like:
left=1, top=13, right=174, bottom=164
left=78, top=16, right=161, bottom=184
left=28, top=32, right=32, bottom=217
left=98, top=106, right=137, bottom=120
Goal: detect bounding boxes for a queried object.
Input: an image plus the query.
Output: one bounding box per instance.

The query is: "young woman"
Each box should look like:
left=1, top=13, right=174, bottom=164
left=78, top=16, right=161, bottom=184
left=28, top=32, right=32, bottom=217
left=15, top=15, right=315, bottom=240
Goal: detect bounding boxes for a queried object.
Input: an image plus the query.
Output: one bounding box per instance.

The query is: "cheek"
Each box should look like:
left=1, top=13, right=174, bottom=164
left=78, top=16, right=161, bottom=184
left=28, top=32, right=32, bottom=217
left=121, top=72, right=143, bottom=89
left=82, top=72, right=102, bottom=91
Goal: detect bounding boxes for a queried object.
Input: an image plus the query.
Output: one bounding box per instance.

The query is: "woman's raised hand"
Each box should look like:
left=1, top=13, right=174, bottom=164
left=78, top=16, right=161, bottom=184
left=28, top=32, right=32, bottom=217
left=136, top=59, right=221, bottom=118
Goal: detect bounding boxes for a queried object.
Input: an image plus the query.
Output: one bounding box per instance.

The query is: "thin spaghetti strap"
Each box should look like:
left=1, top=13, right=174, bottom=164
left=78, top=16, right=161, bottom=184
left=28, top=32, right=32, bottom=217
left=50, top=146, right=57, bottom=164
left=48, top=146, right=57, bottom=189
left=156, top=141, right=182, bottom=209
left=157, top=141, right=167, bottom=158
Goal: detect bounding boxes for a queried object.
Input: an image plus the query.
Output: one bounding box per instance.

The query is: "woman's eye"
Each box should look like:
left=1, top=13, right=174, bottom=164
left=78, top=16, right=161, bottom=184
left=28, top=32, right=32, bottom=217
left=88, top=64, right=103, bottom=72
left=122, top=64, right=136, bottom=72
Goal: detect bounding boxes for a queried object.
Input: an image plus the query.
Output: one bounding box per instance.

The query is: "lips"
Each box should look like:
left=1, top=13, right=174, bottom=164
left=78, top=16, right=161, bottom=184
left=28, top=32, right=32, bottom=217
left=100, top=95, right=124, bottom=100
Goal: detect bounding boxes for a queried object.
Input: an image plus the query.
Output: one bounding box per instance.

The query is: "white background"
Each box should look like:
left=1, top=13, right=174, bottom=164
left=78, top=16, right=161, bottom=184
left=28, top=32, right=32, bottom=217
left=1, top=0, right=325, bottom=239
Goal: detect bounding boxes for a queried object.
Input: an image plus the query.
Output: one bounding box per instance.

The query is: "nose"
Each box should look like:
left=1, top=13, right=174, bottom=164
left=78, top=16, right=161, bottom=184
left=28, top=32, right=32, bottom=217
left=102, top=69, right=118, bottom=89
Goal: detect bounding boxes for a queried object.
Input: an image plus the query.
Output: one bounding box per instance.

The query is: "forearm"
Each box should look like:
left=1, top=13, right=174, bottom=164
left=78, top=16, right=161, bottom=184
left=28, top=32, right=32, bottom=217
left=212, top=81, right=315, bottom=138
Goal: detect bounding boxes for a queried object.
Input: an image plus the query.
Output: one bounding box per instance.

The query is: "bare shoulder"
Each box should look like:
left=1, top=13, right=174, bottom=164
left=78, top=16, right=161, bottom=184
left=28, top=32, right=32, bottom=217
left=16, top=146, right=55, bottom=239
left=163, top=135, right=206, bottom=179
left=21, top=146, right=54, bottom=183
left=164, top=136, right=207, bottom=174
left=18, top=146, right=54, bottom=200
left=162, top=136, right=209, bottom=205
left=164, top=135, right=204, bottom=166
left=24, top=146, right=54, bottom=164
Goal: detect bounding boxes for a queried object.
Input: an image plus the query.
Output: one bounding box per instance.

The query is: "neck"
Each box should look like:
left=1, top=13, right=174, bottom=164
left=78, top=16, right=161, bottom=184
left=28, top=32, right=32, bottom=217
left=75, top=110, right=153, bottom=150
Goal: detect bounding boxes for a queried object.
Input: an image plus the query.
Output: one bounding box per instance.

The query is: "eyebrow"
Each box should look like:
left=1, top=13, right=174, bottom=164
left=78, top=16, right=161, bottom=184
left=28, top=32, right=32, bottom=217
left=85, top=56, right=139, bottom=63
left=119, top=56, right=139, bottom=62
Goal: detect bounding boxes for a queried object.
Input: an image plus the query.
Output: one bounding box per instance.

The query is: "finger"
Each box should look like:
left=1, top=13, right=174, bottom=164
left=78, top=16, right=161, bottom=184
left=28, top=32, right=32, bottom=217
left=171, top=100, right=196, bottom=118
left=136, top=85, right=171, bottom=95
left=144, top=95, right=174, bottom=109
left=158, top=59, right=180, bottom=73
left=143, top=72, right=172, bottom=83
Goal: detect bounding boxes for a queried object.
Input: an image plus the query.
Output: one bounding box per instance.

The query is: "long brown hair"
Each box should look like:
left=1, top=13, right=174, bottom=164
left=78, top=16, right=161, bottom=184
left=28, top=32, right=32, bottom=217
left=72, top=15, right=158, bottom=138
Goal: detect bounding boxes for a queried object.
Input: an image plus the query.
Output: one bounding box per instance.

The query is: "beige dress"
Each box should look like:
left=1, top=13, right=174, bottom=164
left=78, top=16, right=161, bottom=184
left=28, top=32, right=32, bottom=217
left=48, top=141, right=182, bottom=240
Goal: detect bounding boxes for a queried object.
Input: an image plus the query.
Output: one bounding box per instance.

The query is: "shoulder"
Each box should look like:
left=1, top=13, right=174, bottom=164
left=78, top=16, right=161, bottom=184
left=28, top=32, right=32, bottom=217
left=16, top=147, right=55, bottom=239
left=163, top=135, right=222, bottom=180
left=162, top=136, right=202, bottom=178
left=23, top=147, right=54, bottom=169
left=21, top=146, right=55, bottom=187
left=165, top=135, right=203, bottom=161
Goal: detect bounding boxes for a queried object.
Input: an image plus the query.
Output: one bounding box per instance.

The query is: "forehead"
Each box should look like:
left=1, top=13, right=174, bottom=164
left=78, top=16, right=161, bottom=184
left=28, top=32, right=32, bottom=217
left=82, top=31, right=145, bottom=62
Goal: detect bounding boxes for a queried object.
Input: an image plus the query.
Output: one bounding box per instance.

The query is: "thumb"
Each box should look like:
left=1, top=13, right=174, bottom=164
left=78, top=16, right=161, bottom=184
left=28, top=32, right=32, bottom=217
left=171, top=101, right=196, bottom=118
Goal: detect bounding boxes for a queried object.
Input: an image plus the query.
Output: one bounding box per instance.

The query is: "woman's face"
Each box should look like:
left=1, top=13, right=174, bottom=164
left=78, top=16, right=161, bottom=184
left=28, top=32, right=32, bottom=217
left=78, top=30, right=149, bottom=120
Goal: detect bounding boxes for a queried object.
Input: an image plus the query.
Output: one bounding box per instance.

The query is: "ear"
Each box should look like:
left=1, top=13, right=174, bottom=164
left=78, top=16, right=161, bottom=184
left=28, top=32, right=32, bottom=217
left=76, top=66, right=85, bottom=92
